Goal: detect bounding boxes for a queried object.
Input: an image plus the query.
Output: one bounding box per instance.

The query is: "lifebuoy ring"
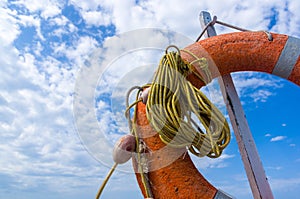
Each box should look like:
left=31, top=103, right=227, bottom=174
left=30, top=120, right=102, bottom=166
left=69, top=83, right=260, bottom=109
left=133, top=31, right=300, bottom=199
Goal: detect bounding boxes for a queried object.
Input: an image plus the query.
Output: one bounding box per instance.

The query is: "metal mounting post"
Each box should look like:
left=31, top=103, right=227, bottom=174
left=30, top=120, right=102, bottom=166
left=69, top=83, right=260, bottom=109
left=199, top=11, right=274, bottom=199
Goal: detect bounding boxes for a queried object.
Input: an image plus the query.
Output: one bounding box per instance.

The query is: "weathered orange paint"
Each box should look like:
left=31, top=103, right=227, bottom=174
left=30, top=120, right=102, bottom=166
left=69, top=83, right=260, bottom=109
left=183, top=32, right=291, bottom=88
left=289, top=55, right=300, bottom=85
left=132, top=32, right=300, bottom=198
left=133, top=102, right=217, bottom=199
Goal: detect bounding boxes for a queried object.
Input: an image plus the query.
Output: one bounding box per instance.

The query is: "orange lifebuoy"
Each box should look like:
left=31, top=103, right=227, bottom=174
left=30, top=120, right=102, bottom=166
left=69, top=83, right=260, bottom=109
left=133, top=31, right=300, bottom=199
left=183, top=31, right=300, bottom=88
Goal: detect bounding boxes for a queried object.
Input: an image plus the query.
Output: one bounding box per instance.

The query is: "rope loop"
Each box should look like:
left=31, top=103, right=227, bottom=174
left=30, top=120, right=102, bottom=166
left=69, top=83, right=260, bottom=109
left=165, top=45, right=181, bottom=56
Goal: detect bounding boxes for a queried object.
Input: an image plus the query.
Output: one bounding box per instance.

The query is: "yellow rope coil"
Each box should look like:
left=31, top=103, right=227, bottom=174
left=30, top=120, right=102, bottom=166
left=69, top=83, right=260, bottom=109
left=145, top=49, right=230, bottom=158
left=95, top=47, right=231, bottom=199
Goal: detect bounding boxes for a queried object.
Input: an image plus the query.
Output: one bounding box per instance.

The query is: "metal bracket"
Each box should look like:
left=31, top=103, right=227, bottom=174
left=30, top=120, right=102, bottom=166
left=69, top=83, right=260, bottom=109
left=199, top=11, right=274, bottom=199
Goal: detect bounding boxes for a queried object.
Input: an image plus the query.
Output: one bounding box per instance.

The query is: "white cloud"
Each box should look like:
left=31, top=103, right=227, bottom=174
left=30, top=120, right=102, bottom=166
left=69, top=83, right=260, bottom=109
left=54, top=36, right=100, bottom=66
left=191, top=153, right=235, bottom=169
left=94, top=0, right=300, bottom=39
left=233, top=74, right=280, bottom=89
left=0, top=5, right=21, bottom=46
left=218, top=174, right=252, bottom=198
left=69, top=0, right=113, bottom=27
left=13, top=0, right=62, bottom=19
left=269, top=177, right=300, bottom=192
left=265, top=133, right=272, bottom=137
left=49, top=15, right=69, bottom=26
left=81, top=10, right=112, bottom=27
left=270, top=136, right=287, bottom=142
left=266, top=166, right=282, bottom=170
left=1, top=0, right=300, bottom=198
left=250, top=90, right=273, bottom=103
left=0, top=4, right=104, bottom=194
left=69, top=0, right=106, bottom=11
left=232, top=72, right=283, bottom=103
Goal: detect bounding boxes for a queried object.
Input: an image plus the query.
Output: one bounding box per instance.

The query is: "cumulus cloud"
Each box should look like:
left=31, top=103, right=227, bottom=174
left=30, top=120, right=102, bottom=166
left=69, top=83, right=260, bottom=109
left=0, top=38, right=100, bottom=195
left=56, top=35, right=100, bottom=66
left=0, top=5, right=21, bottom=46
left=0, top=1, right=108, bottom=195
left=1, top=0, right=300, bottom=198
left=12, top=0, right=62, bottom=19
left=81, top=10, right=112, bottom=27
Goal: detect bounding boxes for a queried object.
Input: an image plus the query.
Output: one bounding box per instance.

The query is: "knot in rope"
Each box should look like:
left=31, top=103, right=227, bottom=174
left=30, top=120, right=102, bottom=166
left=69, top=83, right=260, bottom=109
left=146, top=48, right=230, bottom=158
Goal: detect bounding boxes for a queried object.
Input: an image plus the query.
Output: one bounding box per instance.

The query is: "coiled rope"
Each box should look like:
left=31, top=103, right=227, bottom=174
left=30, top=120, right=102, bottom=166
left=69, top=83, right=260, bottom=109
left=95, top=46, right=231, bottom=199
left=145, top=47, right=230, bottom=158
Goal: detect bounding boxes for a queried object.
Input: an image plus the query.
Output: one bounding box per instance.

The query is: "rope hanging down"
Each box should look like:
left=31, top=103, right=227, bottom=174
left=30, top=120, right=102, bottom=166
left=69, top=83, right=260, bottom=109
left=145, top=47, right=230, bottom=158
left=125, top=86, right=154, bottom=198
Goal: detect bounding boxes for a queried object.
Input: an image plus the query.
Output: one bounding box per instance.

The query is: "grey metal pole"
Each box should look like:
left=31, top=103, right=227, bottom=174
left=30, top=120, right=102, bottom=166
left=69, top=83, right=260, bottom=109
left=199, top=11, right=274, bottom=199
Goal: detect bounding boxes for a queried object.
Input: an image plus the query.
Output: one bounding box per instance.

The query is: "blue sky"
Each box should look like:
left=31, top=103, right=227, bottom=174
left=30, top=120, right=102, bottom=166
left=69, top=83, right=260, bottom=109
left=0, top=0, right=300, bottom=199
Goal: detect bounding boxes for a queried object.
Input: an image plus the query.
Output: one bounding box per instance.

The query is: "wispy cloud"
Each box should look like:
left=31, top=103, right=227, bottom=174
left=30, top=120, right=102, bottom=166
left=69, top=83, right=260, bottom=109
left=270, top=136, right=287, bottom=142
left=232, top=72, right=283, bottom=104
left=266, top=166, right=282, bottom=170
left=191, top=153, right=235, bottom=169
left=269, top=177, right=300, bottom=192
